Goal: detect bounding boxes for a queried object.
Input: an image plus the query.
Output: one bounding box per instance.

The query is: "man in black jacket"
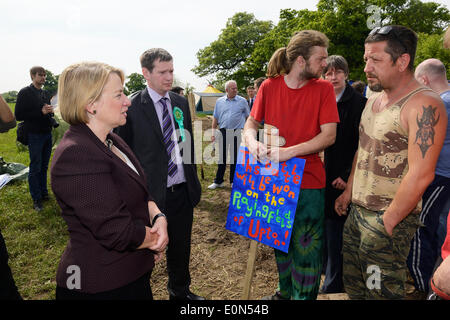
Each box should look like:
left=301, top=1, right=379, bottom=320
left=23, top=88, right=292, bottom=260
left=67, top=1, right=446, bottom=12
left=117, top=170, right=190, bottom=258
left=321, top=56, right=367, bottom=293
left=15, top=66, right=54, bottom=211
left=115, top=48, right=203, bottom=300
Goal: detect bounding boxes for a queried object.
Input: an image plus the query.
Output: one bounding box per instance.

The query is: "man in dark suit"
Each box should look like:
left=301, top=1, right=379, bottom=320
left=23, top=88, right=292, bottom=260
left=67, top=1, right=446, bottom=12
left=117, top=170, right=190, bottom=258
left=246, top=85, right=255, bottom=111
left=115, top=48, right=203, bottom=300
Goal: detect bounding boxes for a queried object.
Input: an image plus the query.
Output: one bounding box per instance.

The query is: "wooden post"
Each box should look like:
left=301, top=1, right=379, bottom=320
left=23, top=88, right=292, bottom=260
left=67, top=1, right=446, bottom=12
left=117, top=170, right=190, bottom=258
left=241, top=240, right=259, bottom=299
left=187, top=92, right=195, bottom=121
left=187, top=92, right=204, bottom=179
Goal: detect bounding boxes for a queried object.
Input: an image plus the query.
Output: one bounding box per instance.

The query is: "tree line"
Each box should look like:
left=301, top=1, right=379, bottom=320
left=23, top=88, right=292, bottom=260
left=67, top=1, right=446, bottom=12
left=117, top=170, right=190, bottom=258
left=2, top=0, right=448, bottom=102
left=192, top=0, right=450, bottom=93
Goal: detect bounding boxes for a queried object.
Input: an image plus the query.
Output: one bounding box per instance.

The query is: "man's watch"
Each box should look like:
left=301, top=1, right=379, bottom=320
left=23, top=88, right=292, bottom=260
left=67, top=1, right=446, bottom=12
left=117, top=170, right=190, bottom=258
left=151, top=213, right=167, bottom=227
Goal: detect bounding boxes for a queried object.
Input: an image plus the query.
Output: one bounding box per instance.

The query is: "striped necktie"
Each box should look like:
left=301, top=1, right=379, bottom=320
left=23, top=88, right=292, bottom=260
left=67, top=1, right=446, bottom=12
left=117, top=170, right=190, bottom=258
left=160, top=98, right=178, bottom=177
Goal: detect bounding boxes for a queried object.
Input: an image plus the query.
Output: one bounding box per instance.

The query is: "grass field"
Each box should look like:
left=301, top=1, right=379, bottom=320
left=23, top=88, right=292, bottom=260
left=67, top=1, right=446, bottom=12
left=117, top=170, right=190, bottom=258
left=0, top=104, right=68, bottom=299
left=0, top=106, right=236, bottom=300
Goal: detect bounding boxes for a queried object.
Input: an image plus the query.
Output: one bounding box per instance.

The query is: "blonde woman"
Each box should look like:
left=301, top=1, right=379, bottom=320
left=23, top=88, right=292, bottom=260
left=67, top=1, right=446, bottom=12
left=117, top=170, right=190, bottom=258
left=51, top=62, right=168, bottom=300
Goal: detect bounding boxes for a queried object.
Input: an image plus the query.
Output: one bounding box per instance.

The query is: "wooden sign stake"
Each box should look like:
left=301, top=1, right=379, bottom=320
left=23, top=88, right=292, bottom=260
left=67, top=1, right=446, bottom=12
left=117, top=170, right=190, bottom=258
left=241, top=240, right=258, bottom=299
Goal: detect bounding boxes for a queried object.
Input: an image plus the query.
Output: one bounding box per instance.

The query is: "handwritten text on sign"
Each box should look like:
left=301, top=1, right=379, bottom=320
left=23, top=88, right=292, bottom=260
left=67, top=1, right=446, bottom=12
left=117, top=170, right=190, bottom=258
left=226, top=146, right=305, bottom=253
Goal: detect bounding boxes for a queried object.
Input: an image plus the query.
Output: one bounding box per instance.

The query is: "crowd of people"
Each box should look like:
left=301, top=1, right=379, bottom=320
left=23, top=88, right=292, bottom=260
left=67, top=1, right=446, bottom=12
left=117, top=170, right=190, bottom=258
left=0, top=24, right=449, bottom=301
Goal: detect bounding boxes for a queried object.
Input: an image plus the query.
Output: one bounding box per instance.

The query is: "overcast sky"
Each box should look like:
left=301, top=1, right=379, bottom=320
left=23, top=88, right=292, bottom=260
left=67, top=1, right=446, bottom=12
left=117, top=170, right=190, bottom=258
left=0, top=0, right=447, bottom=93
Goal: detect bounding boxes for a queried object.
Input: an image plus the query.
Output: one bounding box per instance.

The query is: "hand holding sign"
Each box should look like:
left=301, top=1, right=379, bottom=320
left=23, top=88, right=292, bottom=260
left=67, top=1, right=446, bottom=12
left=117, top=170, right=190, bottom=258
left=247, top=137, right=268, bottom=162
left=226, top=146, right=305, bottom=253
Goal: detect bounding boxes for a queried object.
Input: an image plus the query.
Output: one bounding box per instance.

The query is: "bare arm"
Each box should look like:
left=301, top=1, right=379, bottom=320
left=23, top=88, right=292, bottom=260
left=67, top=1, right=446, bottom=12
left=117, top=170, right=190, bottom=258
left=243, top=115, right=267, bottom=160
left=383, top=94, right=447, bottom=235
left=0, top=95, right=14, bottom=123
left=211, top=117, right=218, bottom=142
left=267, top=122, right=337, bottom=162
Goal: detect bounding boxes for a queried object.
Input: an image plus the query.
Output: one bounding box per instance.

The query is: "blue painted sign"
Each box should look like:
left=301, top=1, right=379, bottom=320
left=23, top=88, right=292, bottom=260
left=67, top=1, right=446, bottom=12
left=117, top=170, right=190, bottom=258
left=226, top=146, right=305, bottom=253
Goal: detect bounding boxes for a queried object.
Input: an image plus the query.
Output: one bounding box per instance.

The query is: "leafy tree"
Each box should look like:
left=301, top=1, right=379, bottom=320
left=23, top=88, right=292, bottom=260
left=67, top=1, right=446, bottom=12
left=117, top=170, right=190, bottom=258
left=192, top=12, right=273, bottom=91
left=383, top=0, right=449, bottom=34
left=124, top=72, right=146, bottom=96
left=197, top=1, right=449, bottom=87
left=1, top=91, right=18, bottom=103
left=415, top=32, right=450, bottom=75
left=43, top=69, right=59, bottom=97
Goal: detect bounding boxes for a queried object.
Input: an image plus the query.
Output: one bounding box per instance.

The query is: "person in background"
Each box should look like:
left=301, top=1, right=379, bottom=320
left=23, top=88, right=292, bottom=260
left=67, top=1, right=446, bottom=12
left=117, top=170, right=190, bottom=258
left=407, top=58, right=450, bottom=297
left=321, top=55, right=366, bottom=294
left=14, top=66, right=54, bottom=211
left=426, top=24, right=450, bottom=302
left=0, top=97, right=21, bottom=300
left=208, top=80, right=249, bottom=189
left=246, top=85, right=256, bottom=111
left=351, top=80, right=366, bottom=96
left=51, top=61, right=168, bottom=300
left=171, top=86, right=184, bottom=96
left=254, top=77, right=266, bottom=94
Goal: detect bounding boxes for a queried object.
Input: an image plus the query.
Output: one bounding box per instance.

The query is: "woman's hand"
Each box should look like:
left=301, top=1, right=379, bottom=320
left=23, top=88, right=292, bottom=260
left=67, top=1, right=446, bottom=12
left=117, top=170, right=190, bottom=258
left=149, top=216, right=169, bottom=253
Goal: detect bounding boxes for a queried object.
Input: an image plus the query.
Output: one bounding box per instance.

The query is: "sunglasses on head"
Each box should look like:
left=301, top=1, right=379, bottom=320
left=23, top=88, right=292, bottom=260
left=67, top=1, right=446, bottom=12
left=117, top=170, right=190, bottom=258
left=369, top=26, right=407, bottom=52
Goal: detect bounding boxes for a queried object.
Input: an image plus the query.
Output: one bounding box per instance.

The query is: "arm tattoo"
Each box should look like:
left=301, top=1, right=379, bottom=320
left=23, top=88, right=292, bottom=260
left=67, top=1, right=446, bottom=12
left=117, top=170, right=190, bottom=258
left=415, top=105, right=440, bottom=158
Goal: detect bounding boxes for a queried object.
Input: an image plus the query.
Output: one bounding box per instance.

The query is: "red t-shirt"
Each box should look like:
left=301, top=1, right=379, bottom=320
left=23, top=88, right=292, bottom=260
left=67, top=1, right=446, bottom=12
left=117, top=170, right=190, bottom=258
left=251, top=76, right=339, bottom=189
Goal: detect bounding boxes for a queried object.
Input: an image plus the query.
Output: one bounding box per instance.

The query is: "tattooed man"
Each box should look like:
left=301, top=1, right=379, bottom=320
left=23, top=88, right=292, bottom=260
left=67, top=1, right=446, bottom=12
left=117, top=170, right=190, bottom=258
left=334, top=25, right=447, bottom=300
left=407, top=58, right=450, bottom=296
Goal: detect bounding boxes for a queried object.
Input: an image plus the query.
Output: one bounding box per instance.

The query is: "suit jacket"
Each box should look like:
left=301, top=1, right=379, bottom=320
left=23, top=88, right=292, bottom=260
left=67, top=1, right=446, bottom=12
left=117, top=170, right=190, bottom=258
left=115, top=89, right=201, bottom=212
left=247, top=97, right=254, bottom=111
left=14, top=84, right=53, bottom=133
left=324, top=83, right=367, bottom=220
left=51, top=124, right=154, bottom=293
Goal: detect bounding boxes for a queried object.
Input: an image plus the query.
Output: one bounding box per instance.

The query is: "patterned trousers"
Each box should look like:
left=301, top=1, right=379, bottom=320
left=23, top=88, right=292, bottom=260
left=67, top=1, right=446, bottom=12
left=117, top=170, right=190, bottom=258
left=343, top=205, right=420, bottom=299
left=274, top=189, right=324, bottom=300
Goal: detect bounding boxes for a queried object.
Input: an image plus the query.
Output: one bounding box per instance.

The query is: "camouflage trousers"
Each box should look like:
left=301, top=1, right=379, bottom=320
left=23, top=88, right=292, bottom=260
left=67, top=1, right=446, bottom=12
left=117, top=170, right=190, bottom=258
left=342, top=205, right=421, bottom=299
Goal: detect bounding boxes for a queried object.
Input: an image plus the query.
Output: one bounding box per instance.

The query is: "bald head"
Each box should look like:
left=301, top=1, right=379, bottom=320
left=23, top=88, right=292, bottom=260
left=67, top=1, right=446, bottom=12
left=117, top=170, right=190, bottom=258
left=415, top=58, right=449, bottom=94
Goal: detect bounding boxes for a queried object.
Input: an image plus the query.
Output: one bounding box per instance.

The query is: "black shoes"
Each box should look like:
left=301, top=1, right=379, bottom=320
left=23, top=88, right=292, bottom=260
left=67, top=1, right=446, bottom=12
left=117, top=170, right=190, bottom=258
left=33, top=194, right=49, bottom=212
left=33, top=200, right=43, bottom=212
left=169, top=291, right=206, bottom=301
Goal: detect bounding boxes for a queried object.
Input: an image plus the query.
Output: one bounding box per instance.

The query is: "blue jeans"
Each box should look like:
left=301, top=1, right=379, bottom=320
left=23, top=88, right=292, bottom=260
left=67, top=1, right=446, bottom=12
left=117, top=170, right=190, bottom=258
left=27, top=132, right=52, bottom=202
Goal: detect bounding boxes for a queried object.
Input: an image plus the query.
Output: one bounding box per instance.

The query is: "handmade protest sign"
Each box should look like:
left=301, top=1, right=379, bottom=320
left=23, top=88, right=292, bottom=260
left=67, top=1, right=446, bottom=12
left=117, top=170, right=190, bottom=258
left=226, top=146, right=305, bottom=253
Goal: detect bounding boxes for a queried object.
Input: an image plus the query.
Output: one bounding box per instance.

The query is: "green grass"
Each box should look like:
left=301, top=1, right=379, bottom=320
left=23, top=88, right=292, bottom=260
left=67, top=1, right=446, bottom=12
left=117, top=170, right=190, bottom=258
left=0, top=104, right=68, bottom=300
left=0, top=109, right=224, bottom=300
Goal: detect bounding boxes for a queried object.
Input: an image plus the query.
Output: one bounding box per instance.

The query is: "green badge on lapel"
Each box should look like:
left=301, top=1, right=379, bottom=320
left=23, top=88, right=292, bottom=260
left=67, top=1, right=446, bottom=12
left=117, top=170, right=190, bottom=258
left=173, top=107, right=185, bottom=142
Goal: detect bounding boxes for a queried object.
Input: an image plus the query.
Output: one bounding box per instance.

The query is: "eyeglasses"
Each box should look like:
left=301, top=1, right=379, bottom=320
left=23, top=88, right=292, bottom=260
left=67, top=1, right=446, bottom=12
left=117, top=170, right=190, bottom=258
left=324, top=69, right=345, bottom=78
left=369, top=25, right=407, bottom=52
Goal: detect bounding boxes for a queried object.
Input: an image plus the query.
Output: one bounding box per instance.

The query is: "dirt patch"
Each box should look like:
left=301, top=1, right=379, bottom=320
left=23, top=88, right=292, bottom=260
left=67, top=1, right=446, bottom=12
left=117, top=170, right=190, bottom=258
left=150, top=189, right=349, bottom=300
